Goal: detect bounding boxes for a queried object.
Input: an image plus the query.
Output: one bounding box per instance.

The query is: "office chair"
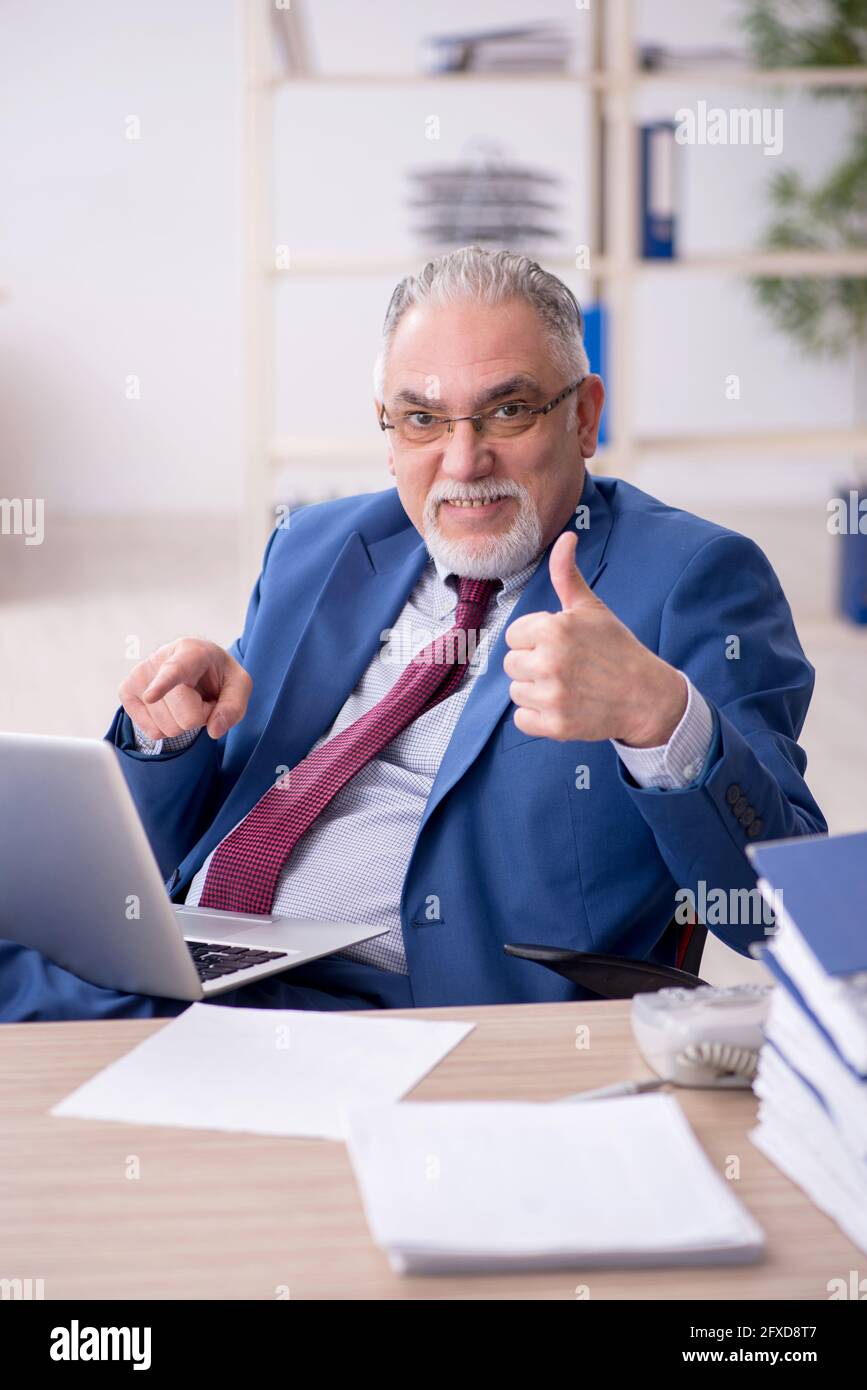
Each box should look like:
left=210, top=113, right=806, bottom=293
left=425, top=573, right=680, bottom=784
left=504, top=915, right=709, bottom=999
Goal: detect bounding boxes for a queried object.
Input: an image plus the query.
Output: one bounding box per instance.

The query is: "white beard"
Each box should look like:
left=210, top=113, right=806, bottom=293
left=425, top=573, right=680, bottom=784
left=422, top=478, right=544, bottom=580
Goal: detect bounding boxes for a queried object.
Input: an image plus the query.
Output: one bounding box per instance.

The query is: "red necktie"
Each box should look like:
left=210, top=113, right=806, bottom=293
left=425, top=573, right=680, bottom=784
left=199, top=576, right=498, bottom=914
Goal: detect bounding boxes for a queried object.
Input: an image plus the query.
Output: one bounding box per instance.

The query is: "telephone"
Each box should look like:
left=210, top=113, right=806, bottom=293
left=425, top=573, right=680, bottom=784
left=630, top=983, right=772, bottom=1088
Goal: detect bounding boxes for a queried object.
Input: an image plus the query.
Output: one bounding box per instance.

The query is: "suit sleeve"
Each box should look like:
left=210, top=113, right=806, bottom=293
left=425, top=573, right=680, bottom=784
left=617, top=531, right=827, bottom=956
left=104, top=525, right=280, bottom=877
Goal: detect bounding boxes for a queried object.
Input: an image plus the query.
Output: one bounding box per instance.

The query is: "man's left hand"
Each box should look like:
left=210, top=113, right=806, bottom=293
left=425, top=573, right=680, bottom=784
left=503, top=532, right=688, bottom=747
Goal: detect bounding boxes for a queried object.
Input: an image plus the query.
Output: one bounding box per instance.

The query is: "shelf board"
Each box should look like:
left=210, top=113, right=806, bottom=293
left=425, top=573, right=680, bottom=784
left=267, top=251, right=867, bottom=278
left=267, top=254, right=593, bottom=277
left=627, top=252, right=867, bottom=276
left=637, top=65, right=867, bottom=88
left=636, top=428, right=867, bottom=457
left=264, top=70, right=613, bottom=90
left=263, top=66, right=867, bottom=91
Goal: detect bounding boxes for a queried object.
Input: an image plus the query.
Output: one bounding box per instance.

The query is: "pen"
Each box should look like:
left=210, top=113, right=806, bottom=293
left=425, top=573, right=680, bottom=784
left=558, top=1078, right=666, bottom=1103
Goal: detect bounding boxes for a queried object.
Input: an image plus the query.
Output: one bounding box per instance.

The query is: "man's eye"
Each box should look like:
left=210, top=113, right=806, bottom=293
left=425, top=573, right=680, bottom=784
left=406, top=413, right=439, bottom=428
left=492, top=401, right=529, bottom=420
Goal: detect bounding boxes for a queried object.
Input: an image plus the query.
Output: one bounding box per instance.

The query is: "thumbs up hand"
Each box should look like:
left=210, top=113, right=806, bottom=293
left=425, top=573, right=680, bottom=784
left=503, top=532, right=688, bottom=746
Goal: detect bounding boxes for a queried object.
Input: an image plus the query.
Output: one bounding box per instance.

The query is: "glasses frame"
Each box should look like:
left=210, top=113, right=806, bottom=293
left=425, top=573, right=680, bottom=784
left=379, top=377, right=585, bottom=442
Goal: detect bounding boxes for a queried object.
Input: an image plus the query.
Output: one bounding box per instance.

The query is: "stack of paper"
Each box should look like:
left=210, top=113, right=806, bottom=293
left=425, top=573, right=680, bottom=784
left=749, top=832, right=867, bottom=1253
left=345, top=1094, right=764, bottom=1274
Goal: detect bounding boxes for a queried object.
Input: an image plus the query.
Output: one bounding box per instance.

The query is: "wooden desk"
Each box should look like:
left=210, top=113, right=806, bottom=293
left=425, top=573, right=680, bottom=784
left=0, top=1000, right=859, bottom=1300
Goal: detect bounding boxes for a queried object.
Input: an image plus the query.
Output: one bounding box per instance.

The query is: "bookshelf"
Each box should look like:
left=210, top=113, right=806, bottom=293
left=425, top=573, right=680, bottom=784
left=240, top=0, right=867, bottom=579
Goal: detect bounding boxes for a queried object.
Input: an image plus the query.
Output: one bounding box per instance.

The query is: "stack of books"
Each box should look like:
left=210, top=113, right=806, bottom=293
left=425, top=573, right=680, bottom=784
left=748, top=832, right=867, bottom=1254
left=422, top=24, right=572, bottom=75
left=407, top=148, right=562, bottom=249
left=638, top=44, right=744, bottom=72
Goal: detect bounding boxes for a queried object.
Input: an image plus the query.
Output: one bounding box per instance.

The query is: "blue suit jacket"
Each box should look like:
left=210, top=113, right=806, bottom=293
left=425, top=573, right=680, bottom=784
left=105, top=471, right=826, bottom=1008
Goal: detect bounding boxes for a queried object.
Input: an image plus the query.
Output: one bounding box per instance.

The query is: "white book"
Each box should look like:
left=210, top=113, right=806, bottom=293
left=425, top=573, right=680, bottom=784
left=752, top=1043, right=867, bottom=1254
left=764, top=987, right=867, bottom=1159
left=345, top=1094, right=764, bottom=1274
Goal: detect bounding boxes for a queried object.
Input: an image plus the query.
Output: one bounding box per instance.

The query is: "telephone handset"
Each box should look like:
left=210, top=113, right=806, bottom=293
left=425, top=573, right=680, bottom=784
left=630, top=983, right=772, bottom=1088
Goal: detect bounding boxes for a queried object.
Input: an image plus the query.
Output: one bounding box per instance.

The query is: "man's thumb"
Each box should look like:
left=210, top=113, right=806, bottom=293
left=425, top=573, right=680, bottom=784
left=549, top=531, right=592, bottom=611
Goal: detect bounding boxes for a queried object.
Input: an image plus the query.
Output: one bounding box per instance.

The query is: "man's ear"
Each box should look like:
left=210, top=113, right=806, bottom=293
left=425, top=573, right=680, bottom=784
left=375, top=397, right=396, bottom=476
left=575, top=375, right=606, bottom=459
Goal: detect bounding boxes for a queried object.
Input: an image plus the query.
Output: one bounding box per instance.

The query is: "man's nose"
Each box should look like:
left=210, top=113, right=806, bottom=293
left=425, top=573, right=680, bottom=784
left=439, top=418, right=495, bottom=480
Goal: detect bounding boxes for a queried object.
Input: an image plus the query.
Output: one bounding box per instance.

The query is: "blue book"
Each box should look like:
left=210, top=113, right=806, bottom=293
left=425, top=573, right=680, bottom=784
left=748, top=831, right=867, bottom=1073
left=748, top=831, right=867, bottom=977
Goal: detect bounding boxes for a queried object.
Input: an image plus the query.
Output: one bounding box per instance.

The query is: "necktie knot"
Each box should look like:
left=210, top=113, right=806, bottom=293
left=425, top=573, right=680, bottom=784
left=454, top=576, right=498, bottom=630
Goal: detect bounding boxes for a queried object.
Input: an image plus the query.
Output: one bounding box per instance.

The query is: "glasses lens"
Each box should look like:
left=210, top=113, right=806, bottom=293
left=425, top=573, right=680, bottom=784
left=483, top=402, right=535, bottom=438
left=395, top=413, right=449, bottom=446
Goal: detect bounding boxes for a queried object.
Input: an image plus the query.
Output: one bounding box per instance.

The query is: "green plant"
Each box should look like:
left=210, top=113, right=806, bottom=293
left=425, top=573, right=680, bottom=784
left=741, top=0, right=867, bottom=355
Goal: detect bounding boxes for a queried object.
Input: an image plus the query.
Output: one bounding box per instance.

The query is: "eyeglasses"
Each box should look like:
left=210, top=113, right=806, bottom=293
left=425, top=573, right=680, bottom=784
left=379, top=378, right=584, bottom=448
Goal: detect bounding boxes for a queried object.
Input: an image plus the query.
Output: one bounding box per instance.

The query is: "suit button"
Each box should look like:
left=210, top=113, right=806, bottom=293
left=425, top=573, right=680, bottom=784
left=733, top=795, right=749, bottom=817
left=739, top=806, right=756, bottom=827
left=747, top=819, right=764, bottom=839
left=725, top=784, right=741, bottom=806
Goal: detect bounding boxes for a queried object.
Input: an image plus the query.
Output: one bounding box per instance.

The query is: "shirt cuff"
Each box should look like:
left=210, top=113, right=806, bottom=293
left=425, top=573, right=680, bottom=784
left=132, top=723, right=203, bottom=757
left=611, top=672, right=714, bottom=790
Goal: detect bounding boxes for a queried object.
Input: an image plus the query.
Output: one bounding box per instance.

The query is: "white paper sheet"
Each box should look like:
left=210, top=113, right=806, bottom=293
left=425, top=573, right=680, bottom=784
left=346, top=1094, right=766, bottom=1272
left=51, top=1003, right=474, bottom=1140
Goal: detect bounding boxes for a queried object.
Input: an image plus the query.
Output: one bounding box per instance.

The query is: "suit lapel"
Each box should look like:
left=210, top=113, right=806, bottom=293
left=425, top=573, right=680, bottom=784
left=176, top=520, right=429, bottom=888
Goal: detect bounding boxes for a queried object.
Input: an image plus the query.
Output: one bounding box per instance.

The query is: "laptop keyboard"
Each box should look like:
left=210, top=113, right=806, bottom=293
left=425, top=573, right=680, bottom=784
left=187, top=941, right=290, bottom=984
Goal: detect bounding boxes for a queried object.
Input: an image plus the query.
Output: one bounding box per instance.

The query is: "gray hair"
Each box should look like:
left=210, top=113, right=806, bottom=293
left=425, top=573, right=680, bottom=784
left=372, top=245, right=590, bottom=401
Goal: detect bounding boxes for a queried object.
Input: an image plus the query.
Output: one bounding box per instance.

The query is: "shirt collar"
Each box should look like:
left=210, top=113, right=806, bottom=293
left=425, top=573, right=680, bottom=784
left=431, top=553, right=541, bottom=604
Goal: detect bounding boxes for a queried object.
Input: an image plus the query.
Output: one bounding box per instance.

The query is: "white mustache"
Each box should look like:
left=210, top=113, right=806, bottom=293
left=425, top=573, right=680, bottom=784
left=426, top=480, right=524, bottom=507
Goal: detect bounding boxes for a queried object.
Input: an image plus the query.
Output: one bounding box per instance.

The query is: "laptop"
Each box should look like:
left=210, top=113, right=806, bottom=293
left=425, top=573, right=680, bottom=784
left=0, top=732, right=388, bottom=1001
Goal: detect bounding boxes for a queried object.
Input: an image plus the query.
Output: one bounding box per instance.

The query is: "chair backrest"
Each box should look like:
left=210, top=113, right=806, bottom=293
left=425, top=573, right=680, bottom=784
left=673, top=918, right=707, bottom=977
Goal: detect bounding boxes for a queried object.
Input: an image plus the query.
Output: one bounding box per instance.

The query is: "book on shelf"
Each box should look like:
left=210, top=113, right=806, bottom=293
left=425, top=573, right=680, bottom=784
left=639, top=44, right=746, bottom=73
left=422, top=23, right=573, bottom=76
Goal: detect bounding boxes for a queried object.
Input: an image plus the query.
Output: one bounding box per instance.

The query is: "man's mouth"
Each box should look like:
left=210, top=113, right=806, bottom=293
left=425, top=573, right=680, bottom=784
left=440, top=495, right=511, bottom=511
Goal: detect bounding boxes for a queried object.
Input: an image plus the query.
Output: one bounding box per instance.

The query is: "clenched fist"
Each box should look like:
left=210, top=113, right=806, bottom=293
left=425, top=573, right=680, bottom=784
left=119, top=638, right=252, bottom=742
left=503, top=532, right=687, bottom=747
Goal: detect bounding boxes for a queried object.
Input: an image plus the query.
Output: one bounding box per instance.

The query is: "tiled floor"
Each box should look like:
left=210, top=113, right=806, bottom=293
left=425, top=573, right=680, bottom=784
left=1, top=505, right=864, bottom=988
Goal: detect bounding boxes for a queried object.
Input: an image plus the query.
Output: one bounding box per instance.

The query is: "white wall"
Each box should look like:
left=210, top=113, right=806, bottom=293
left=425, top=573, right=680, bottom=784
left=0, top=0, right=243, bottom=515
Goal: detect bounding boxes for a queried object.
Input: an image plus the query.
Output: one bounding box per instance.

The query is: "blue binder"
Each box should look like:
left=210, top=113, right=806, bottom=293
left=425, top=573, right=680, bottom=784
left=582, top=302, right=607, bottom=445
left=640, top=122, right=677, bottom=259
left=839, top=491, right=867, bottom=624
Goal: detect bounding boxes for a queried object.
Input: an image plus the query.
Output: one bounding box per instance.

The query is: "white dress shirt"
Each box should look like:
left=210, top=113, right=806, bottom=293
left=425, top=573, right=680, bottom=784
left=134, top=556, right=713, bottom=973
